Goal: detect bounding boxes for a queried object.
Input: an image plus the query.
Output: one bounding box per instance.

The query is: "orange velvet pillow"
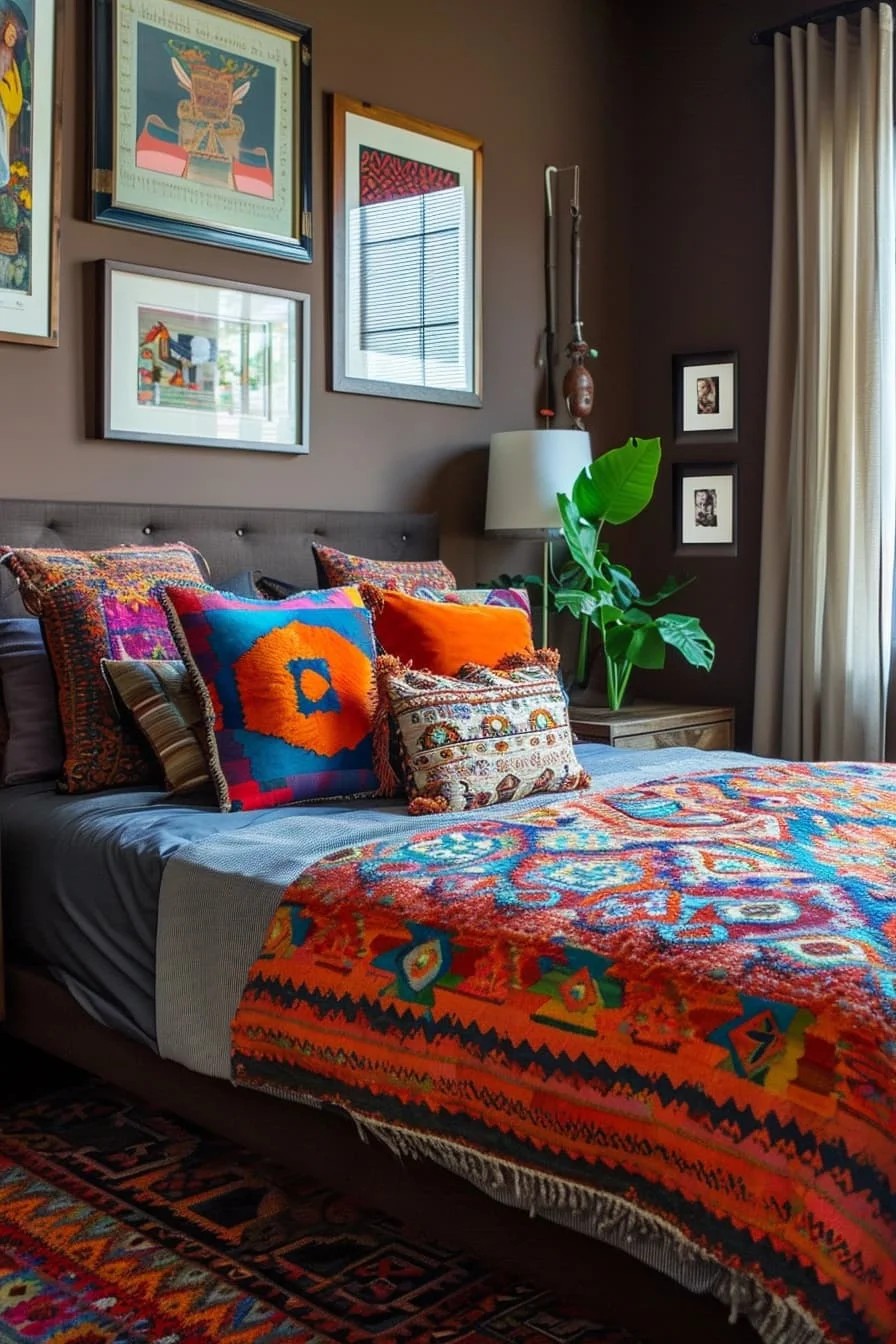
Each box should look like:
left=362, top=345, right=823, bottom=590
left=365, top=587, right=535, bottom=674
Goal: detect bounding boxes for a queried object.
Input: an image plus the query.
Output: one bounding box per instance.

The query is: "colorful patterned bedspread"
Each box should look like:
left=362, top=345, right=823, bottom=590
left=231, top=761, right=896, bottom=1344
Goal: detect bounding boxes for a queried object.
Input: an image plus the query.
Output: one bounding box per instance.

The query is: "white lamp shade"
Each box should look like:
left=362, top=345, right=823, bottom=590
left=484, top=429, right=593, bottom=537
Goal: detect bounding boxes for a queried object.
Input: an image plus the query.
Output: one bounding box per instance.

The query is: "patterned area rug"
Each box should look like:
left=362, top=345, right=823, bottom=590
left=0, top=1082, right=643, bottom=1343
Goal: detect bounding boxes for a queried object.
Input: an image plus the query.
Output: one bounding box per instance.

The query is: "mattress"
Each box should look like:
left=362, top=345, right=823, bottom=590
left=0, top=777, right=454, bottom=1047
left=0, top=742, right=716, bottom=1054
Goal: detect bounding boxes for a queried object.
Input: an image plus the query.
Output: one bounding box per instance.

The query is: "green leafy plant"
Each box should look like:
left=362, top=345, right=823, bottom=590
left=554, top=435, right=715, bottom=709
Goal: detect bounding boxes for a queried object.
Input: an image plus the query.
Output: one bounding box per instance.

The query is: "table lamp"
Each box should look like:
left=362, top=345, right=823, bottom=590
left=484, top=428, right=593, bottom=647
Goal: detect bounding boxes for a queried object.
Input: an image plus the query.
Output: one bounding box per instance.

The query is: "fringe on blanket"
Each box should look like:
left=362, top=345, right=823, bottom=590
left=352, top=1112, right=825, bottom=1344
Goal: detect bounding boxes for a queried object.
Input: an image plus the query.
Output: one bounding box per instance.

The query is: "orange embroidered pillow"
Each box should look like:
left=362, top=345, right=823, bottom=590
left=363, top=586, right=535, bottom=675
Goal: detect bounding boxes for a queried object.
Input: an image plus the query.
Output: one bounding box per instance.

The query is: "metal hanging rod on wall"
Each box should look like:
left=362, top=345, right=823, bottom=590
left=752, top=0, right=880, bottom=44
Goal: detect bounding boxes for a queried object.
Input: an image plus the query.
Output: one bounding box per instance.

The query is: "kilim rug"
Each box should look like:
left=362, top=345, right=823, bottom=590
left=0, top=1081, right=644, bottom=1343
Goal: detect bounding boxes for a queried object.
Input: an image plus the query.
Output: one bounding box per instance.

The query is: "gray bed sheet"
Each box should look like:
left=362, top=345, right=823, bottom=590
left=0, top=780, right=442, bottom=1048
left=0, top=743, right=758, bottom=1057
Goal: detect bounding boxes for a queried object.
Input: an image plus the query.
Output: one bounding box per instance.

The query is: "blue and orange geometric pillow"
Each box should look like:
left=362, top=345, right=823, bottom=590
left=162, top=586, right=387, bottom=811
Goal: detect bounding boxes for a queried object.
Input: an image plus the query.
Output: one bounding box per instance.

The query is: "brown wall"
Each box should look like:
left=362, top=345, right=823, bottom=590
left=624, top=0, right=799, bottom=744
left=1, top=0, right=634, bottom=587
left=5, top=0, right=811, bottom=739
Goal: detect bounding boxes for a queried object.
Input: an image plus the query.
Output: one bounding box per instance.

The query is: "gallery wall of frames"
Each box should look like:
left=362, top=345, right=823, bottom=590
left=0, top=0, right=781, bottom=741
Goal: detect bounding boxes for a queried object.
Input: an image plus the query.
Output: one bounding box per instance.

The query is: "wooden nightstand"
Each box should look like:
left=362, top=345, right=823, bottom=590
left=568, top=702, right=735, bottom=752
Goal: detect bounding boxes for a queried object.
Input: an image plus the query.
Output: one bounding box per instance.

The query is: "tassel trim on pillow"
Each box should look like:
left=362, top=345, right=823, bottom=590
left=493, top=646, right=562, bottom=675
left=358, top=582, right=385, bottom=616
left=371, top=653, right=404, bottom=797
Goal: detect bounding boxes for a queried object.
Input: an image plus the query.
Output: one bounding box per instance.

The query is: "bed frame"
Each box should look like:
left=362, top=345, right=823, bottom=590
left=0, top=498, right=760, bottom=1344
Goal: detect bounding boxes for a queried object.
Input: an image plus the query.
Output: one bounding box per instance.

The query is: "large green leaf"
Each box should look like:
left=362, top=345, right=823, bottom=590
left=556, top=495, right=599, bottom=577
left=606, top=562, right=640, bottom=609
left=655, top=614, right=715, bottom=670
left=570, top=436, right=661, bottom=526
left=604, top=618, right=667, bottom=669
left=554, top=588, right=620, bottom=622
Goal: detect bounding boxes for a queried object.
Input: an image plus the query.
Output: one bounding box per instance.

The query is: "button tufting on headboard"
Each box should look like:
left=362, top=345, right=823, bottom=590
left=0, top=501, right=440, bottom=618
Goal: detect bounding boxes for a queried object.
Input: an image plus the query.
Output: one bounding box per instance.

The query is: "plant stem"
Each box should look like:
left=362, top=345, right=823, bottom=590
left=575, top=616, right=590, bottom=688
left=605, top=654, right=633, bottom=711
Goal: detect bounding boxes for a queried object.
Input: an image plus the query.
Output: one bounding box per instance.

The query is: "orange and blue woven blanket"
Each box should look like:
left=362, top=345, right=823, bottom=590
left=231, top=761, right=896, bottom=1344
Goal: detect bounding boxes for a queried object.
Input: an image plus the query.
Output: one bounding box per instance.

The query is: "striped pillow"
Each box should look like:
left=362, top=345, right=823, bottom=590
left=102, top=658, right=209, bottom=795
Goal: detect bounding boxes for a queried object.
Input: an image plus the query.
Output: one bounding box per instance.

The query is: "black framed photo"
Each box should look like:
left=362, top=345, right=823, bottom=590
left=673, top=350, right=738, bottom=443
left=674, top=463, right=738, bottom=556
left=91, top=0, right=312, bottom=262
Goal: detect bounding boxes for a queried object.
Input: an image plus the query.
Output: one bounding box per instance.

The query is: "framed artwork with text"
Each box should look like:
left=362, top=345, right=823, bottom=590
left=92, top=0, right=312, bottom=261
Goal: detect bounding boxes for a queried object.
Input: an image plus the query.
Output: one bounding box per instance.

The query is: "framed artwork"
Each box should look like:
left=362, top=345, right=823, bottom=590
left=92, top=0, right=312, bottom=262
left=674, top=350, right=738, bottom=443
left=100, top=260, right=310, bottom=454
left=674, top=463, right=738, bottom=556
left=330, top=93, right=483, bottom=407
left=0, top=0, right=63, bottom=345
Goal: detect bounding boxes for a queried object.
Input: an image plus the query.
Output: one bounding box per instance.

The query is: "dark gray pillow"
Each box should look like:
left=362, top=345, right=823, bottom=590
left=0, top=617, right=64, bottom=785
left=217, top=569, right=264, bottom=599
left=217, top=570, right=301, bottom=601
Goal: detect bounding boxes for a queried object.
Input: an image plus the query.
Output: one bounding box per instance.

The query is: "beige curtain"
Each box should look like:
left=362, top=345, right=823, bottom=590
left=753, top=5, right=896, bottom=761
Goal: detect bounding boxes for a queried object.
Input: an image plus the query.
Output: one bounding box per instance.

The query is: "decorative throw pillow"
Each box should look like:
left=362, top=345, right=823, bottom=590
left=415, top=586, right=532, bottom=613
left=0, top=544, right=208, bottom=793
left=217, top=570, right=303, bottom=602
left=162, top=586, right=388, bottom=812
left=362, top=586, right=535, bottom=676
left=313, top=542, right=456, bottom=595
left=0, top=617, right=64, bottom=785
left=377, top=655, right=590, bottom=815
left=216, top=570, right=267, bottom=600
left=102, top=659, right=209, bottom=795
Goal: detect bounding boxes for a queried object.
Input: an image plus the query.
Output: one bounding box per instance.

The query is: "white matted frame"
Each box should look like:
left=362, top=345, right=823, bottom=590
left=330, top=92, right=482, bottom=407
left=674, top=350, right=738, bottom=443
left=100, top=260, right=310, bottom=454
left=675, top=463, right=738, bottom=556
left=0, top=0, right=63, bottom=345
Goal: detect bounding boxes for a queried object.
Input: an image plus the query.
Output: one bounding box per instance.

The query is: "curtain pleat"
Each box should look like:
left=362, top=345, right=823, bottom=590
left=753, top=4, right=895, bottom=761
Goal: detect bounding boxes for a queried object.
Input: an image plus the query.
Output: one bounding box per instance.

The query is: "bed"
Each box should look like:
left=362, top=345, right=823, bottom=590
left=0, top=498, right=892, bottom=1344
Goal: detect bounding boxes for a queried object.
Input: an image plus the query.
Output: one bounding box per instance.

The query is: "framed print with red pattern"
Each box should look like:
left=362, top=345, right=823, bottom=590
left=329, top=93, right=482, bottom=407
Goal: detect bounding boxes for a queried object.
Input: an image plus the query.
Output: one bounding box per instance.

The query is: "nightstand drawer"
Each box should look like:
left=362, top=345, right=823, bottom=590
left=568, top=702, right=734, bottom=752
left=613, top=719, right=733, bottom=751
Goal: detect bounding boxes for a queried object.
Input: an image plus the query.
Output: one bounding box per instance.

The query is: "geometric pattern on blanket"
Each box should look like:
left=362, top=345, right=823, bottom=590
left=232, top=761, right=896, bottom=1344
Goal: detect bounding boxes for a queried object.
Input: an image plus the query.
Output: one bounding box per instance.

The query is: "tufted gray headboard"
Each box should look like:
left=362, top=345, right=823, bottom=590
left=0, top=499, right=440, bottom=615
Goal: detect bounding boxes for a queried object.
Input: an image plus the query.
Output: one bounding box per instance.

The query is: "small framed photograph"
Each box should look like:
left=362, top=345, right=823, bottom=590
left=92, top=0, right=312, bottom=262
left=0, top=0, right=64, bottom=345
left=675, top=463, right=738, bottom=555
left=330, top=92, right=483, bottom=407
left=100, top=260, right=310, bottom=454
left=674, top=350, right=738, bottom=443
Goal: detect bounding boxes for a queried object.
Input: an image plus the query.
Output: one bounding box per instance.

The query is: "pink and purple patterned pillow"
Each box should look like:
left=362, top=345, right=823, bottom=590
left=0, top=544, right=208, bottom=792
left=162, top=585, right=387, bottom=812
left=312, top=542, right=457, bottom=596
left=414, top=586, right=532, bottom=614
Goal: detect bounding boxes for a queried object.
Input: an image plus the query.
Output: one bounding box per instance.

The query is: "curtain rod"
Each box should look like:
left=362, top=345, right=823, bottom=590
left=751, top=0, right=879, bottom=44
